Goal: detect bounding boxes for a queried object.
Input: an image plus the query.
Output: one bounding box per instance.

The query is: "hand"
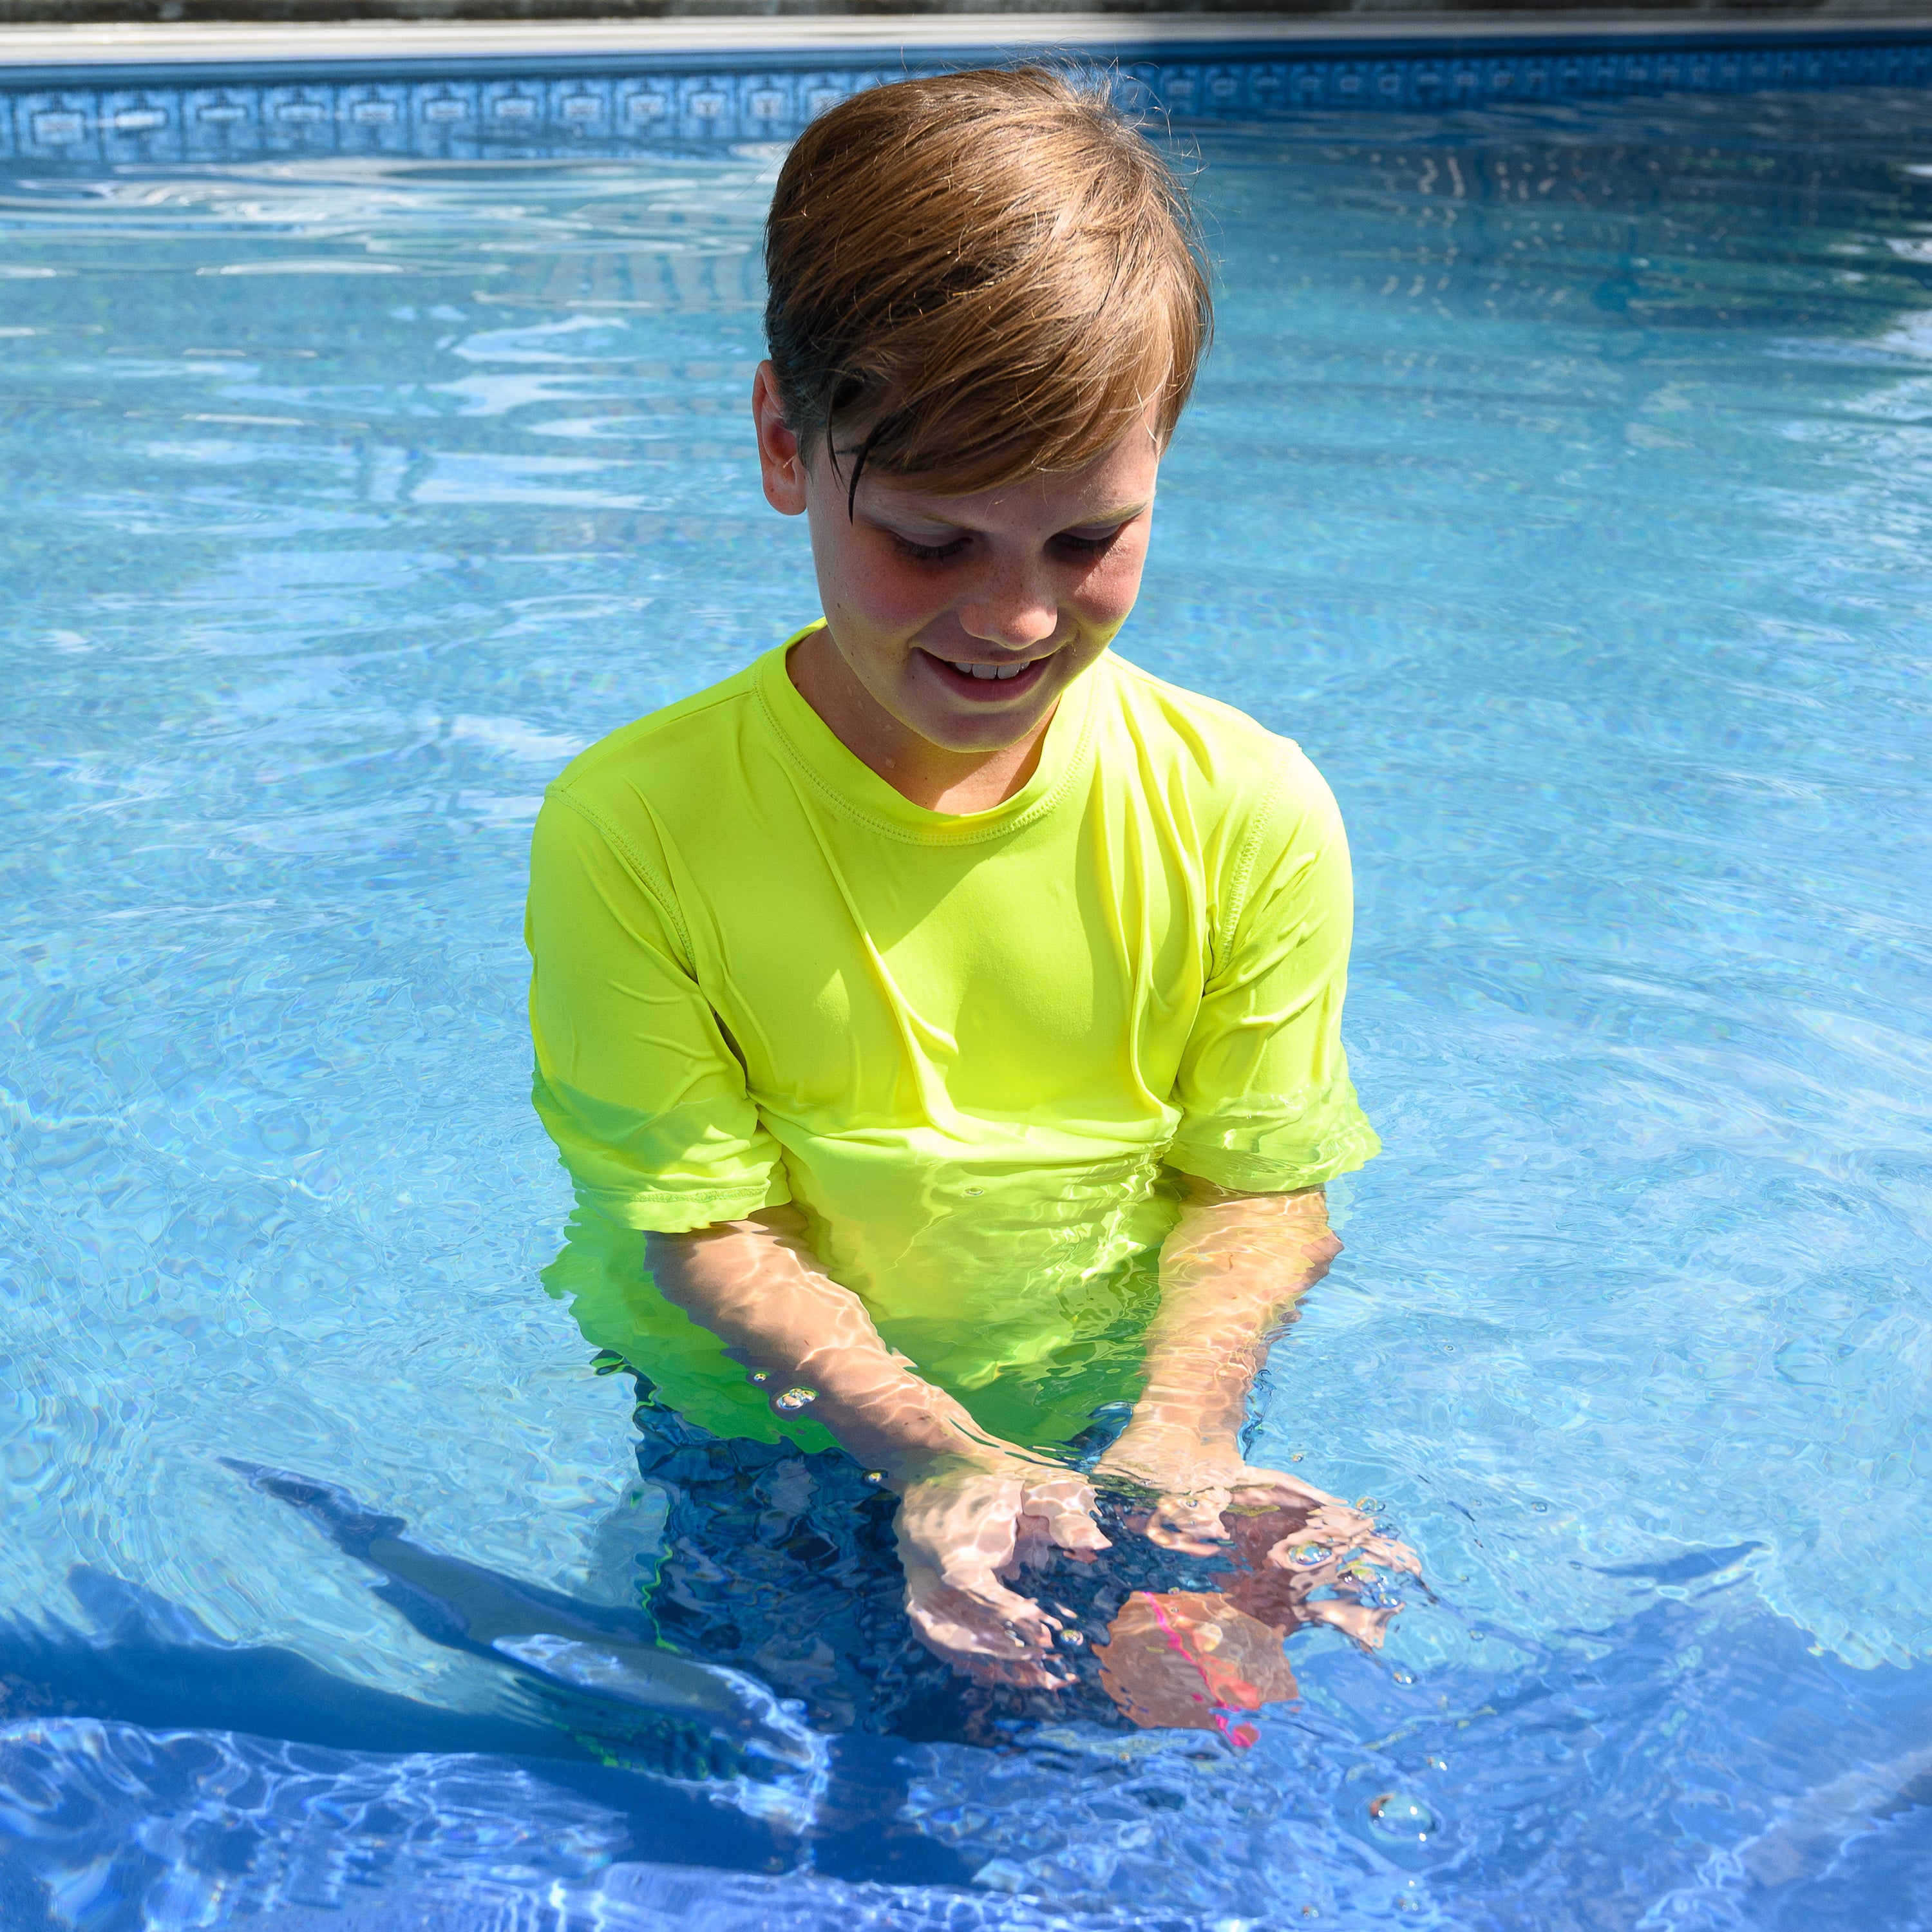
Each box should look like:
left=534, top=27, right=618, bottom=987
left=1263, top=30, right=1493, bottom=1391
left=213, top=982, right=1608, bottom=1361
left=1094, top=1424, right=1352, bottom=1556
left=1242, top=1506, right=1420, bottom=1649
left=895, top=1454, right=1110, bottom=1687
left=1094, top=1425, right=1422, bottom=1649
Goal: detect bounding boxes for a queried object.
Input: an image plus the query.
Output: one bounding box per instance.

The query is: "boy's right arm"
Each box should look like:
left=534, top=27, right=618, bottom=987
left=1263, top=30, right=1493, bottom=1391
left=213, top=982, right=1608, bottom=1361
left=647, top=1207, right=1108, bottom=1686
left=530, top=798, right=1101, bottom=1683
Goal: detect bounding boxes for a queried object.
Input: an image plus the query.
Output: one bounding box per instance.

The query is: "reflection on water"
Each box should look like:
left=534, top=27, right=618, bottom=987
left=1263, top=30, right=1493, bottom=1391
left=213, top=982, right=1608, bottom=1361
left=1, top=86, right=1929, bottom=1929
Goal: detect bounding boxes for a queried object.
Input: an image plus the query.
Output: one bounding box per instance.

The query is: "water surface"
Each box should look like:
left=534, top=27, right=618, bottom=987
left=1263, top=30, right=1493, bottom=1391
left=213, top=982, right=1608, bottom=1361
left=2, top=86, right=1929, bottom=1929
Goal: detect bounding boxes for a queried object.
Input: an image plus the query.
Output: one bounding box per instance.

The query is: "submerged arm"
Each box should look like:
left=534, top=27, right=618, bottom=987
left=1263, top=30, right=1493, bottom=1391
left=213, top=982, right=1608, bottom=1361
left=1096, top=1179, right=1367, bottom=1552
left=646, top=1208, right=1105, bottom=1684
left=1124, top=1179, right=1339, bottom=1457
left=647, top=1207, right=987, bottom=1482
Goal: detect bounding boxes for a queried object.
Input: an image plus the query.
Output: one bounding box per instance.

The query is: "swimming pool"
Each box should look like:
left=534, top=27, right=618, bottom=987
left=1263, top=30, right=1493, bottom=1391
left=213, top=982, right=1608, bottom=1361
left=1, top=71, right=1929, bottom=1930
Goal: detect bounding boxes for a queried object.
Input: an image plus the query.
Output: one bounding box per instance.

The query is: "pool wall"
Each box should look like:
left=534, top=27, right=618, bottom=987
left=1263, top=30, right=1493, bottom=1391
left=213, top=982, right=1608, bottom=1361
left=2, top=9, right=1930, bottom=156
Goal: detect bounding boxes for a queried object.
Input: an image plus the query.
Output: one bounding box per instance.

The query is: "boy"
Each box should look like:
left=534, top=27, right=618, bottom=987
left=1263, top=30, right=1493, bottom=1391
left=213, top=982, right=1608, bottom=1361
left=528, top=68, right=1397, bottom=1734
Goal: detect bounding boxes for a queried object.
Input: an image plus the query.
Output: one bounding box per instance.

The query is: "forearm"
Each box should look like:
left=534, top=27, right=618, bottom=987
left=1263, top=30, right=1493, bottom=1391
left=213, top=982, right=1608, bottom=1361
left=1130, top=1180, right=1341, bottom=1449
left=644, top=1208, right=996, bottom=1487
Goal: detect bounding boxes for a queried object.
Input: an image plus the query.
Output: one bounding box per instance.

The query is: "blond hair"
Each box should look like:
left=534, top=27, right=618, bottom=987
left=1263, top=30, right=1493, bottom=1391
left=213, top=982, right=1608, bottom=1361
left=764, top=66, right=1212, bottom=504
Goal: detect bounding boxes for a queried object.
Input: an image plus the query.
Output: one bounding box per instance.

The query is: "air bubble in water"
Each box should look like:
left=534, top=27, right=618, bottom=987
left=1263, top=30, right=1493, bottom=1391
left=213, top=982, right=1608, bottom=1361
left=1290, top=1543, right=1332, bottom=1567
left=773, top=1386, right=819, bottom=1413
left=862, top=1470, right=886, bottom=1484
left=1367, top=1791, right=1436, bottom=1843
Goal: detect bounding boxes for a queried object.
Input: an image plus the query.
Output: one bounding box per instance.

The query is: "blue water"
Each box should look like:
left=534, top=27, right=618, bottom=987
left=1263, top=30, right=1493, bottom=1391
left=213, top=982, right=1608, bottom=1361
left=3, top=84, right=1930, bottom=1929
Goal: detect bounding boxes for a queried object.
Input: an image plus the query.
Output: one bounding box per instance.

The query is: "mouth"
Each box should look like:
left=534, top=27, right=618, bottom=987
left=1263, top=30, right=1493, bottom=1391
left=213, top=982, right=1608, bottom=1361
left=920, top=648, right=1054, bottom=701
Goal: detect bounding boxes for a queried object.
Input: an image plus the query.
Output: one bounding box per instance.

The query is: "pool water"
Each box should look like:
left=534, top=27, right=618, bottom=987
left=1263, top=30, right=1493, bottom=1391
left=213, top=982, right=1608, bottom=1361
left=3, top=82, right=1930, bottom=1929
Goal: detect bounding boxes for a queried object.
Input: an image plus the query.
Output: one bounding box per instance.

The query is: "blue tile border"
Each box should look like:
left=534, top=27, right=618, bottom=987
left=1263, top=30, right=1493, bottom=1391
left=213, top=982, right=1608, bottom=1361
left=1, top=27, right=1929, bottom=160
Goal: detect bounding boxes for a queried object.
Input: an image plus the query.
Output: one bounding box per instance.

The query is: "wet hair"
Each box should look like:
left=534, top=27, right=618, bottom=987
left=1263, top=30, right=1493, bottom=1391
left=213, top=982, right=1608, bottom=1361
left=763, top=65, right=1213, bottom=508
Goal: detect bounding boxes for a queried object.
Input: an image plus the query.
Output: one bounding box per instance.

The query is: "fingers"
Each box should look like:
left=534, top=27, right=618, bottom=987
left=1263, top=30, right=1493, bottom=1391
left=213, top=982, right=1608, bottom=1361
left=903, top=1564, right=1070, bottom=1688
left=1018, top=1472, right=1111, bottom=1558
left=1222, top=1468, right=1347, bottom=1515
left=900, top=1471, right=1025, bottom=1589
left=1141, top=1485, right=1235, bottom=1556
left=895, top=1463, right=1093, bottom=1686
left=1265, top=1504, right=1423, bottom=1578
left=1299, top=1596, right=1399, bottom=1649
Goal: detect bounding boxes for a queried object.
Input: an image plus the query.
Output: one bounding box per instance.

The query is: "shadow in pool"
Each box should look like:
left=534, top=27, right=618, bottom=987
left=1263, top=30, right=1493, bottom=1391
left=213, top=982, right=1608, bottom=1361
left=0, top=1542, right=970, bottom=1889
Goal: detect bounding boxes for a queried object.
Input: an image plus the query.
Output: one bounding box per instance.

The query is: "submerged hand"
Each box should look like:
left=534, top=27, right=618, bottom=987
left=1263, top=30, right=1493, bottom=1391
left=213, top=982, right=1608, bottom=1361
left=1095, top=1425, right=1419, bottom=1567
left=1094, top=1426, right=1423, bottom=1649
left=1094, top=1427, right=1352, bottom=1555
left=895, top=1456, right=1110, bottom=1687
left=1247, top=1505, right=1421, bottom=1648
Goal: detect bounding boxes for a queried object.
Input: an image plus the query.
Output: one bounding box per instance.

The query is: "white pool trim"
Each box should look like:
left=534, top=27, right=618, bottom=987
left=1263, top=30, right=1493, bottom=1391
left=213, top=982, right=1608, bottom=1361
left=5, top=8, right=1932, bottom=73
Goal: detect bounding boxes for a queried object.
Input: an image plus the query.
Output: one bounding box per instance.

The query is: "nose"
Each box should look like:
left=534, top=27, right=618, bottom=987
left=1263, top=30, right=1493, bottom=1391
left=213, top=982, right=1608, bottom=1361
left=955, top=563, right=1061, bottom=652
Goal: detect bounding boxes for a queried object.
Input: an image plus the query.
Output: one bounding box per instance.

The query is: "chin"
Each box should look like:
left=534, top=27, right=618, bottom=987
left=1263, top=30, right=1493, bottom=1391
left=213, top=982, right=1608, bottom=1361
left=916, top=708, right=1051, bottom=755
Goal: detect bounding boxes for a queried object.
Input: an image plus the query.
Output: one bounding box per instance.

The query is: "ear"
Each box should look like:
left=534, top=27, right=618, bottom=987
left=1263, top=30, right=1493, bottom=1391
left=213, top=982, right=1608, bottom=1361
left=752, top=361, right=809, bottom=516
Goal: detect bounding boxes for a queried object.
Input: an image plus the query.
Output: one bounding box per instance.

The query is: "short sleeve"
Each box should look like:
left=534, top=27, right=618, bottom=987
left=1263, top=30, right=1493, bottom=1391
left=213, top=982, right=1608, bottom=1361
left=1166, top=752, right=1380, bottom=1193
left=526, top=788, right=791, bottom=1233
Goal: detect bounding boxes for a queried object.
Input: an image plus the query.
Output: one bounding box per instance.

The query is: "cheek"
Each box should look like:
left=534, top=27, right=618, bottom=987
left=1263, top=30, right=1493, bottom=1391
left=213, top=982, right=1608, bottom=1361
left=831, top=545, right=948, bottom=634
left=1075, top=542, right=1151, bottom=625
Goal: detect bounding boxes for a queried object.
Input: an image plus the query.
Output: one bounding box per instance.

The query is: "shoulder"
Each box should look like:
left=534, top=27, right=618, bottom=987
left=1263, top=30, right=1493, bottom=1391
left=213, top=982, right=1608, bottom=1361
left=539, top=637, right=798, bottom=859
left=533, top=649, right=777, bottom=929
left=548, top=656, right=764, bottom=819
left=1097, top=654, right=1337, bottom=823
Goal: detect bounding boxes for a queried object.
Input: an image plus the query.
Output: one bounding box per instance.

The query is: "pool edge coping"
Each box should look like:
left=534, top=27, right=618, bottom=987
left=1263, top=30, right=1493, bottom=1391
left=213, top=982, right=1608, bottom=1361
left=8, top=6, right=1932, bottom=77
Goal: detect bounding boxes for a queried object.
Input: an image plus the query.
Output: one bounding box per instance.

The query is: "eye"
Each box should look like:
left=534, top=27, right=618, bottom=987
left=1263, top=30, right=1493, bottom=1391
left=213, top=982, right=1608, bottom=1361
left=888, top=532, right=970, bottom=564
left=1052, top=524, right=1127, bottom=558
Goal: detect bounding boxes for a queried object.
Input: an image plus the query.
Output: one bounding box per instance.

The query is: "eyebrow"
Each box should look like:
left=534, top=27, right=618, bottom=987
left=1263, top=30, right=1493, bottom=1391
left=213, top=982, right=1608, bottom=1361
left=873, top=501, right=1151, bottom=536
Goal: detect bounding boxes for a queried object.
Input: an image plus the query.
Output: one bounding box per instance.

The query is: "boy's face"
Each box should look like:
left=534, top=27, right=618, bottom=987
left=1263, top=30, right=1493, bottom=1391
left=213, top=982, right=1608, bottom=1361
left=754, top=363, right=1159, bottom=761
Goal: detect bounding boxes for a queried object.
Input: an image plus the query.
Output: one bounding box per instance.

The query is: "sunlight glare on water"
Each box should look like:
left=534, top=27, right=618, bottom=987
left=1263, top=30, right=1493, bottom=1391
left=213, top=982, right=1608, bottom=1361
left=1, top=87, right=1929, bottom=1929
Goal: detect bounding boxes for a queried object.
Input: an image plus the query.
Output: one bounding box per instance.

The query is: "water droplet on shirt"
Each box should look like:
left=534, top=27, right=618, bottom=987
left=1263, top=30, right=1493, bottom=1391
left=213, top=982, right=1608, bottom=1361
left=773, top=1386, right=819, bottom=1413
left=1367, top=1792, right=1436, bottom=1842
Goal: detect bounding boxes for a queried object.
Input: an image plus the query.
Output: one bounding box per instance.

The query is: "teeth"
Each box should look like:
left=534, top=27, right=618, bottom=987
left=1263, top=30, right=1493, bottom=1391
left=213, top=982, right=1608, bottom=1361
left=950, top=659, right=1028, bottom=681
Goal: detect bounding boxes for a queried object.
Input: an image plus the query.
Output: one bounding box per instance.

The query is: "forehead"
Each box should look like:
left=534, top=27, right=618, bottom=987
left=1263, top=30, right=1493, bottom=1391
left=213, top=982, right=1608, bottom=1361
left=860, top=410, right=1164, bottom=530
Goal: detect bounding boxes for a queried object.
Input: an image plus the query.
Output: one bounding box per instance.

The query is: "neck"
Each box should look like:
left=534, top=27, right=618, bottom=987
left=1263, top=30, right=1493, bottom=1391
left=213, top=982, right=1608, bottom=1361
left=788, top=630, right=1054, bottom=814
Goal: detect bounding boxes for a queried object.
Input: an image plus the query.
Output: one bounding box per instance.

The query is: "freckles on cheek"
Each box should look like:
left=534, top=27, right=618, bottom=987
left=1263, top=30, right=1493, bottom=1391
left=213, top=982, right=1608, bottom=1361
left=843, top=551, right=943, bottom=632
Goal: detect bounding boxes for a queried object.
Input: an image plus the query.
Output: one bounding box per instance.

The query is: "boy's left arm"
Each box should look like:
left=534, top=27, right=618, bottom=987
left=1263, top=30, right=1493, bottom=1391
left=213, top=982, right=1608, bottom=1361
left=1093, top=1177, right=1412, bottom=1573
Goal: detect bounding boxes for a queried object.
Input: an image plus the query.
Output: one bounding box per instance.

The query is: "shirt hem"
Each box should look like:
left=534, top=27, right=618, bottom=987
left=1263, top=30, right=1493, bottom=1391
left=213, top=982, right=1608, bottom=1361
left=1163, top=1126, right=1382, bottom=1195
left=582, top=1182, right=791, bottom=1236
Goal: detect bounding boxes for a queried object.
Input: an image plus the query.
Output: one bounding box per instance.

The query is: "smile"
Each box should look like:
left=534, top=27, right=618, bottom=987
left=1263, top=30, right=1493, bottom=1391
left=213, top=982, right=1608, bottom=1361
left=948, top=659, right=1030, bottom=681
left=921, top=649, right=1052, bottom=699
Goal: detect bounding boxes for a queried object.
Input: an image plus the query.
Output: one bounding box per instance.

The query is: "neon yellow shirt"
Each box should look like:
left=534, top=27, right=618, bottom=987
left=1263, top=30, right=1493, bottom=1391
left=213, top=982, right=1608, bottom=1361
left=526, top=629, right=1378, bottom=1451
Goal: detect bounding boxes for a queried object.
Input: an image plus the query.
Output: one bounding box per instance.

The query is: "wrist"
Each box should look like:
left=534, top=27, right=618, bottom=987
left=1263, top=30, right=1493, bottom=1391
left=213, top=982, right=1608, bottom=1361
left=822, top=1383, right=1007, bottom=1493
left=1100, top=1414, right=1241, bottom=1481
left=1115, top=1403, right=1242, bottom=1455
